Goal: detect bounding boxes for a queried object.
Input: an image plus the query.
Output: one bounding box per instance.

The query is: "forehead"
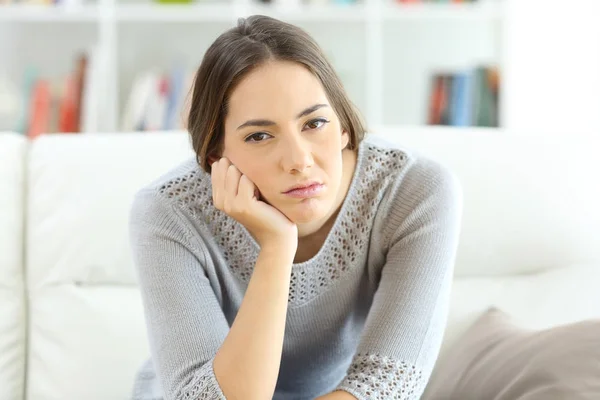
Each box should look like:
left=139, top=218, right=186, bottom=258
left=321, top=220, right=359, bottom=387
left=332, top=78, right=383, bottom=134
left=227, top=61, right=330, bottom=121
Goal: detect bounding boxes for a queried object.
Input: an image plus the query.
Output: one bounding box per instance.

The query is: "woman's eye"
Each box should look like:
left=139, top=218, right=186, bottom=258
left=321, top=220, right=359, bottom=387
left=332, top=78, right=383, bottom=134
left=245, top=132, right=272, bottom=143
left=305, top=118, right=330, bottom=130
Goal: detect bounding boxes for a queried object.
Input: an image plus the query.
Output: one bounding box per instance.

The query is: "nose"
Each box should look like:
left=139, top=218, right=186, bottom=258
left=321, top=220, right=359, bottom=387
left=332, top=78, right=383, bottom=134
left=281, top=134, right=314, bottom=174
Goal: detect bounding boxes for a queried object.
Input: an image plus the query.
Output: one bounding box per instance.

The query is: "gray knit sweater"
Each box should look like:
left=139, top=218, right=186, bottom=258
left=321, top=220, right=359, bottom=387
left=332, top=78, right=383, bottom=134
left=129, top=134, right=463, bottom=400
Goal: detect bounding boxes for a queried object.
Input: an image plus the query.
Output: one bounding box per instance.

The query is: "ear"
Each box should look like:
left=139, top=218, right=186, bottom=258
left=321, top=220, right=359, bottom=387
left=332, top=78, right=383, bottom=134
left=341, top=130, right=350, bottom=149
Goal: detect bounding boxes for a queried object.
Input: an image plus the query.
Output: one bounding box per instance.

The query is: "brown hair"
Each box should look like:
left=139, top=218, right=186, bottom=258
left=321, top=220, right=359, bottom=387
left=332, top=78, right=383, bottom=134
left=186, top=14, right=367, bottom=172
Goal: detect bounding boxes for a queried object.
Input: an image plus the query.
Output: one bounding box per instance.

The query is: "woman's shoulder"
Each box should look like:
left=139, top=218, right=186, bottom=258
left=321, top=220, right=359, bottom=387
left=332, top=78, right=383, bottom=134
left=347, top=133, right=460, bottom=221
left=133, top=156, right=210, bottom=201
left=362, top=133, right=463, bottom=243
left=130, top=156, right=213, bottom=224
left=361, top=133, right=462, bottom=194
left=361, top=132, right=416, bottom=162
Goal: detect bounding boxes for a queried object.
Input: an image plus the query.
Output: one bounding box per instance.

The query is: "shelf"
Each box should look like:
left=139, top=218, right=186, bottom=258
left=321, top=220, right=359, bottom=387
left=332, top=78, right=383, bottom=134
left=0, top=4, right=99, bottom=22
left=116, top=3, right=498, bottom=22
left=240, top=3, right=367, bottom=22
left=0, top=2, right=501, bottom=23
left=370, top=124, right=503, bottom=136
left=384, top=2, right=504, bottom=21
left=116, top=3, right=235, bottom=22
left=116, top=3, right=367, bottom=23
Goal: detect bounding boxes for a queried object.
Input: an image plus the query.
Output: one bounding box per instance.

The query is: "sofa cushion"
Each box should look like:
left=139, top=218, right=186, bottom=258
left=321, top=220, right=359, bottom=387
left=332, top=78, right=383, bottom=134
left=26, top=132, right=193, bottom=400
left=0, top=133, right=27, bottom=400
left=423, top=307, right=600, bottom=400
left=424, top=262, right=600, bottom=399
left=442, top=262, right=600, bottom=356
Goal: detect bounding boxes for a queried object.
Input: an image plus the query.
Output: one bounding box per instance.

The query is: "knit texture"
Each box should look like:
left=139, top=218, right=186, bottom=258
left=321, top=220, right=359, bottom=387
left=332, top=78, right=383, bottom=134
left=129, top=134, right=463, bottom=400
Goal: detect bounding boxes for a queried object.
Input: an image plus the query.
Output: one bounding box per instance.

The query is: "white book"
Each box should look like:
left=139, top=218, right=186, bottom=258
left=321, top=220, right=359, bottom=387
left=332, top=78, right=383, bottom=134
left=81, top=45, right=99, bottom=133
left=144, top=73, right=167, bottom=131
left=121, top=70, right=156, bottom=132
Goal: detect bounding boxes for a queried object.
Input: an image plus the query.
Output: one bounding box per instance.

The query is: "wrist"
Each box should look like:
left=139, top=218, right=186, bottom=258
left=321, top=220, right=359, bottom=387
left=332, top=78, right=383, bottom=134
left=259, top=240, right=297, bottom=260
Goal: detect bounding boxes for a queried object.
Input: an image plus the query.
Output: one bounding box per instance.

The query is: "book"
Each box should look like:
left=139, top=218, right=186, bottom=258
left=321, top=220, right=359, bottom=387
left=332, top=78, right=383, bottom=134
left=449, top=71, right=472, bottom=126
left=427, top=65, right=500, bottom=127
left=27, top=79, right=51, bottom=139
left=14, top=66, right=38, bottom=134
left=81, top=46, right=100, bottom=132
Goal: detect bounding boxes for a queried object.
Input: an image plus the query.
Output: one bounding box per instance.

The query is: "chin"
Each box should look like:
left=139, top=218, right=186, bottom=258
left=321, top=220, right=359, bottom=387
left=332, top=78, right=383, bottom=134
left=282, top=199, right=330, bottom=224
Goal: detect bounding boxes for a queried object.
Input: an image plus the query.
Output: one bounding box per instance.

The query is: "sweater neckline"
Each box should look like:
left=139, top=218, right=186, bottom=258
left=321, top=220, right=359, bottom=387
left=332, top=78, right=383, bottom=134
left=239, top=140, right=367, bottom=269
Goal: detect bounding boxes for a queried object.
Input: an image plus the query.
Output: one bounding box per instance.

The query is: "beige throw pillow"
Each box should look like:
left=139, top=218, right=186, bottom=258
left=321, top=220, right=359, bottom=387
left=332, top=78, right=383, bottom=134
left=424, top=308, right=600, bottom=400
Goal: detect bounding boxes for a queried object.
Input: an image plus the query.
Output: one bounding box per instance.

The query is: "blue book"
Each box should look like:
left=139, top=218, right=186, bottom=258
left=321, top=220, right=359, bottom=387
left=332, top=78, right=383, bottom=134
left=450, top=71, right=473, bottom=127
left=163, top=63, right=185, bottom=130
left=14, top=66, right=38, bottom=135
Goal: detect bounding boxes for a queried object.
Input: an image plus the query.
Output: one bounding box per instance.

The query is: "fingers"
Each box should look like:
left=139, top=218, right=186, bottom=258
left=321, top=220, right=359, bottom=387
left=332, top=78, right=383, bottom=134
left=211, top=157, right=250, bottom=214
left=238, top=174, right=257, bottom=201
left=224, top=164, right=242, bottom=212
left=210, top=158, right=227, bottom=209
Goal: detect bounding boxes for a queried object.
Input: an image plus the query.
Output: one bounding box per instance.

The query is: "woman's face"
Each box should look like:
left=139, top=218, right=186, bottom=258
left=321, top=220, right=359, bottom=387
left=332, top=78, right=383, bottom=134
left=221, top=60, right=350, bottom=225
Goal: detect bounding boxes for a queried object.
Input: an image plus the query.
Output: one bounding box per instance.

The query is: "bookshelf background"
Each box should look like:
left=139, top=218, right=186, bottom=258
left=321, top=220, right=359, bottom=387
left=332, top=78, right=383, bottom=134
left=6, top=0, right=596, bottom=137
left=0, top=0, right=506, bottom=135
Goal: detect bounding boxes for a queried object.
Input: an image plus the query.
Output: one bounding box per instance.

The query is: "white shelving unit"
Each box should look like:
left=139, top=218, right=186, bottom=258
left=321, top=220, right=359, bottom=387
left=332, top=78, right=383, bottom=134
left=0, top=0, right=505, bottom=133
left=0, top=4, right=99, bottom=21
left=0, top=1, right=503, bottom=22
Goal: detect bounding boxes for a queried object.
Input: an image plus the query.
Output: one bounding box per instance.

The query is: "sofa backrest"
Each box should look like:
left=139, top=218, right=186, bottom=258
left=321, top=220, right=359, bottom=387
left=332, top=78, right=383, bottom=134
left=0, top=133, right=27, bottom=400
left=25, top=132, right=194, bottom=400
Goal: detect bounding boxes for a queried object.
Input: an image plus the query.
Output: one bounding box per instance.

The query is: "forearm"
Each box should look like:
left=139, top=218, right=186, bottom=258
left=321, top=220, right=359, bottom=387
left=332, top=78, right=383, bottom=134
left=213, top=243, right=294, bottom=400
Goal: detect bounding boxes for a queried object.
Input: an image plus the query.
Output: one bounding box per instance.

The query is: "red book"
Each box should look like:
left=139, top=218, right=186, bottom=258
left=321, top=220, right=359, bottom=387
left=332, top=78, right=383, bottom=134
left=428, top=74, right=447, bottom=125
left=59, top=75, right=77, bottom=133
left=27, top=79, right=51, bottom=139
left=73, top=53, right=87, bottom=132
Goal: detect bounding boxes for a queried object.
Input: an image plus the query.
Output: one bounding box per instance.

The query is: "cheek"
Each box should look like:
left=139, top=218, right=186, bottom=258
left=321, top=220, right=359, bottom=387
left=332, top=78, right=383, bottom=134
left=222, top=150, right=262, bottom=185
left=328, top=156, right=345, bottom=184
left=239, top=162, right=270, bottom=193
left=318, top=133, right=345, bottom=170
left=317, top=150, right=344, bottom=192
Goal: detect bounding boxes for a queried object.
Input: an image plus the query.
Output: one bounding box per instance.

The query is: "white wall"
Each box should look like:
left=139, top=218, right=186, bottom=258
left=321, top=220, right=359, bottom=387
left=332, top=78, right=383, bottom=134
left=503, top=0, right=600, bottom=133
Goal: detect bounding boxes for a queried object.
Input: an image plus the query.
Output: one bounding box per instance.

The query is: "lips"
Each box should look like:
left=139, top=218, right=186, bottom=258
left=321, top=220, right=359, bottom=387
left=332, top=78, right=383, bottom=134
left=283, top=181, right=322, bottom=194
left=283, top=182, right=325, bottom=199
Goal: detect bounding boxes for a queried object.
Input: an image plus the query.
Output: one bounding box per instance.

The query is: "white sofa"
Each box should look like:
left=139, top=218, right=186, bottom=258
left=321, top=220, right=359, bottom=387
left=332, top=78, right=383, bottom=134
left=1, top=127, right=599, bottom=400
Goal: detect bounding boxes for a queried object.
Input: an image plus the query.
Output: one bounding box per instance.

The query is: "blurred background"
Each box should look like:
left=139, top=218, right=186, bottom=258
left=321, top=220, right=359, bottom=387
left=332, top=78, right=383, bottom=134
left=1, top=0, right=599, bottom=138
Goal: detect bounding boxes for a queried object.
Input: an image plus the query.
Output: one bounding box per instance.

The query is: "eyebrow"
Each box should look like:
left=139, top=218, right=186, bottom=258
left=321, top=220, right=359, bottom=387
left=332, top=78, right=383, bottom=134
left=236, top=103, right=329, bottom=131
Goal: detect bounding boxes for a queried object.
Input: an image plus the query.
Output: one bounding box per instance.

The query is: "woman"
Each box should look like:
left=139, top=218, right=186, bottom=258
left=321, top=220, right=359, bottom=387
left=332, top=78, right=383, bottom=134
left=130, top=14, right=463, bottom=400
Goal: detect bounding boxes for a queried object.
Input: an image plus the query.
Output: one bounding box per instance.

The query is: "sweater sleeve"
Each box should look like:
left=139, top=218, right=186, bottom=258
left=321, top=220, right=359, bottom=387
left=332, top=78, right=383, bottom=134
left=335, top=158, right=463, bottom=400
left=129, top=189, right=228, bottom=400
